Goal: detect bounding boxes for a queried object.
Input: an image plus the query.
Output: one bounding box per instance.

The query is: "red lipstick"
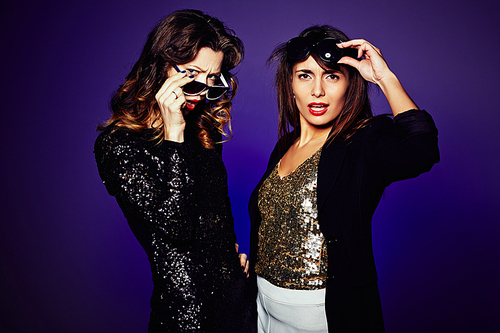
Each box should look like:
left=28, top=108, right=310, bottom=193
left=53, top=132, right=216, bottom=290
left=308, top=102, right=329, bottom=116
left=185, top=101, right=197, bottom=111
left=184, top=98, right=201, bottom=112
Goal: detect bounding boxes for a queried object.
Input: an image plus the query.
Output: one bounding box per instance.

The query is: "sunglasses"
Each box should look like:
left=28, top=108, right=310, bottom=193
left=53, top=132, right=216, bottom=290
left=286, top=37, right=346, bottom=63
left=172, top=64, right=229, bottom=100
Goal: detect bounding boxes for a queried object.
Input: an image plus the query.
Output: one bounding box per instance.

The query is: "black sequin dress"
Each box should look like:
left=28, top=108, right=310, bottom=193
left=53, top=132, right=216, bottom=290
left=94, top=123, right=256, bottom=332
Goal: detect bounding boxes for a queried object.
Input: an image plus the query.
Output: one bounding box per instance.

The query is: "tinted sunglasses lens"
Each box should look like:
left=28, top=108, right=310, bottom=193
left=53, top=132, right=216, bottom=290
left=317, top=39, right=343, bottom=62
left=182, top=81, right=207, bottom=95
left=206, top=87, right=228, bottom=100
left=286, top=37, right=312, bottom=60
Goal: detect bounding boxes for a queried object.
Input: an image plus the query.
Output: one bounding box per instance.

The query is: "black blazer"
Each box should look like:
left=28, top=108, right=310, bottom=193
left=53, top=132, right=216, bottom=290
left=248, top=109, right=439, bottom=332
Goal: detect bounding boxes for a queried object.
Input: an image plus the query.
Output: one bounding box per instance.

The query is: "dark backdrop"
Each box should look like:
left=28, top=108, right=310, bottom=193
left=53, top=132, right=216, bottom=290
left=1, top=0, right=498, bottom=332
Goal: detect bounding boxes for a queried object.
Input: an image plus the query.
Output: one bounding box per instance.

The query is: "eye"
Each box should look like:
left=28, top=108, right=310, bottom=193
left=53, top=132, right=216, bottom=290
left=325, top=73, right=340, bottom=81
left=187, top=68, right=199, bottom=76
left=298, top=73, right=312, bottom=80
left=207, top=74, right=220, bottom=86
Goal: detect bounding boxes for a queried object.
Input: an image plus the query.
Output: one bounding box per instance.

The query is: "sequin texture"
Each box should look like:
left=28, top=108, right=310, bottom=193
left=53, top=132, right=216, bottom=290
left=255, top=148, right=328, bottom=290
left=94, top=125, right=255, bottom=332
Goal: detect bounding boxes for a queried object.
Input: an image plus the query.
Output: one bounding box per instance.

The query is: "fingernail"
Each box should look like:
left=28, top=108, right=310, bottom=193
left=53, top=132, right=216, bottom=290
left=181, top=70, right=186, bottom=73
left=189, top=75, right=194, bottom=79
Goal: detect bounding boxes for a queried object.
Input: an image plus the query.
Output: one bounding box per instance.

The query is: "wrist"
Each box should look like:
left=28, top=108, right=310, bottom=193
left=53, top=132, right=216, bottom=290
left=164, top=125, right=185, bottom=142
left=376, top=72, right=399, bottom=91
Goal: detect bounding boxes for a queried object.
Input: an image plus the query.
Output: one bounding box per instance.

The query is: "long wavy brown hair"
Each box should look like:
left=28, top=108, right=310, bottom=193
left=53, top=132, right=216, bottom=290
left=268, top=25, right=372, bottom=149
left=98, top=9, right=244, bottom=148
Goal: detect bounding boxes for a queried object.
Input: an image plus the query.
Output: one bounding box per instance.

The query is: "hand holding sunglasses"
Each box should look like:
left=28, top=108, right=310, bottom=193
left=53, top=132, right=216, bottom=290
left=336, top=39, right=392, bottom=85
left=172, top=64, right=230, bottom=100
left=154, top=68, right=196, bottom=142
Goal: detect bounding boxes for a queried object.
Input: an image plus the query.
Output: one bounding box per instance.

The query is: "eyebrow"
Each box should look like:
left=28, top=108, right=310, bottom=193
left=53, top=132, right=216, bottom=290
left=296, top=69, right=313, bottom=74
left=186, top=65, right=221, bottom=76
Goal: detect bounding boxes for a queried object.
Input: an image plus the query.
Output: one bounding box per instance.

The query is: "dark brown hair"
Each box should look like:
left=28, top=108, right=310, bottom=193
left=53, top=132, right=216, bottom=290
left=268, top=25, right=372, bottom=146
left=99, top=9, right=244, bottom=148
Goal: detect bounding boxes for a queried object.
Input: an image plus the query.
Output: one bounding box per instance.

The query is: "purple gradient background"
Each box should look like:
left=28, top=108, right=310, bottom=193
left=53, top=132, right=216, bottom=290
left=1, top=0, right=499, bottom=332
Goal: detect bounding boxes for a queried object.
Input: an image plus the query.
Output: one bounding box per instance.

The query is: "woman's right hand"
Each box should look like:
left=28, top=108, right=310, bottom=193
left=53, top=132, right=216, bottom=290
left=155, top=70, right=195, bottom=142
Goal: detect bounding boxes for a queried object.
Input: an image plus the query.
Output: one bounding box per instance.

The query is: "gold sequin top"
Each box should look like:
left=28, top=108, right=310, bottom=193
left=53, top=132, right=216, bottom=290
left=255, top=148, right=328, bottom=290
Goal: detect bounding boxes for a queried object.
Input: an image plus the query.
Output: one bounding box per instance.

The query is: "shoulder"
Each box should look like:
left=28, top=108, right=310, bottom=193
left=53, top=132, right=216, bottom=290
left=95, top=126, right=134, bottom=152
left=264, top=131, right=296, bottom=167
left=321, top=115, right=396, bottom=160
left=274, top=131, right=297, bottom=154
left=94, top=126, right=154, bottom=164
left=364, top=114, right=394, bottom=131
left=346, top=115, right=394, bottom=144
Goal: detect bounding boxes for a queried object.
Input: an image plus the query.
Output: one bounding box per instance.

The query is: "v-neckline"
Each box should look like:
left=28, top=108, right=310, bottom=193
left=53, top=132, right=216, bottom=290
left=277, top=147, right=322, bottom=179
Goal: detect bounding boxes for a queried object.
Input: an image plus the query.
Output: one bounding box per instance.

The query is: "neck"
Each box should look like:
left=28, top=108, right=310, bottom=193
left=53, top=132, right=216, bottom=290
left=296, top=120, right=333, bottom=148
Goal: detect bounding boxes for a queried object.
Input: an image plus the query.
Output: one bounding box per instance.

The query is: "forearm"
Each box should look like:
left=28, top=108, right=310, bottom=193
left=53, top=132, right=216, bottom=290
left=377, top=73, right=418, bottom=117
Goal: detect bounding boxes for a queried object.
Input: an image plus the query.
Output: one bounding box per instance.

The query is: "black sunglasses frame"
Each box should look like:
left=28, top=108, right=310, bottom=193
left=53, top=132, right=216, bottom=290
left=172, top=64, right=229, bottom=100
left=286, top=37, right=346, bottom=63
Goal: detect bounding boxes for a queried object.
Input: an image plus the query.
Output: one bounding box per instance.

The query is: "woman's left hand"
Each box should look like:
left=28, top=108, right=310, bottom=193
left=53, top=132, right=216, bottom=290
left=338, top=39, right=419, bottom=116
left=235, top=243, right=250, bottom=278
left=337, top=39, right=394, bottom=85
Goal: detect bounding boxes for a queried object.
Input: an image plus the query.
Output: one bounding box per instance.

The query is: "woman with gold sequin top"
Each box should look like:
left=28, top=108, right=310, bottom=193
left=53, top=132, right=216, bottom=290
left=248, top=25, right=439, bottom=332
left=94, top=10, right=255, bottom=332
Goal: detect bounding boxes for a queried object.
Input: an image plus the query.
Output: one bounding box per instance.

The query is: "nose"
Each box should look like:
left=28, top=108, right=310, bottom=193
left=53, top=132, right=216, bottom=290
left=311, top=77, right=325, bottom=97
left=194, top=73, right=210, bottom=85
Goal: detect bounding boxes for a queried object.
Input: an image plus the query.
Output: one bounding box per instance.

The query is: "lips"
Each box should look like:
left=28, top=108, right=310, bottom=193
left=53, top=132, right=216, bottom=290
left=308, top=102, right=329, bottom=116
left=184, top=98, right=201, bottom=112
left=185, top=101, right=197, bottom=111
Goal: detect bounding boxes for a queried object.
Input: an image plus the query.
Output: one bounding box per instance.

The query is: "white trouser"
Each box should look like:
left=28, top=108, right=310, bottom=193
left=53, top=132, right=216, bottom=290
left=256, top=275, right=328, bottom=333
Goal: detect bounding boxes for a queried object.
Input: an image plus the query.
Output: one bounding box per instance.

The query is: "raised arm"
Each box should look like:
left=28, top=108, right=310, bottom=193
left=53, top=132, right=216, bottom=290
left=154, top=69, right=195, bottom=142
left=337, top=39, right=418, bottom=116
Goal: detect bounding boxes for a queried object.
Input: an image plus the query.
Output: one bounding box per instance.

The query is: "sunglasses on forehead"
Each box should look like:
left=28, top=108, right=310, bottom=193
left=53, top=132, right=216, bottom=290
left=286, top=37, right=347, bottom=63
left=172, top=64, right=229, bottom=100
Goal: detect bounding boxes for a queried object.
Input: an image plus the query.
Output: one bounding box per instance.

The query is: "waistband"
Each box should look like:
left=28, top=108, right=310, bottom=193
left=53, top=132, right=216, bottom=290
left=257, top=275, right=325, bottom=305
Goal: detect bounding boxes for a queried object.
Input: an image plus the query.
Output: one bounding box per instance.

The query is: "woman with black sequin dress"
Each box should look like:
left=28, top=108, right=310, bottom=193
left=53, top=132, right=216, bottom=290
left=248, top=26, right=439, bottom=332
left=94, top=9, right=255, bottom=332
